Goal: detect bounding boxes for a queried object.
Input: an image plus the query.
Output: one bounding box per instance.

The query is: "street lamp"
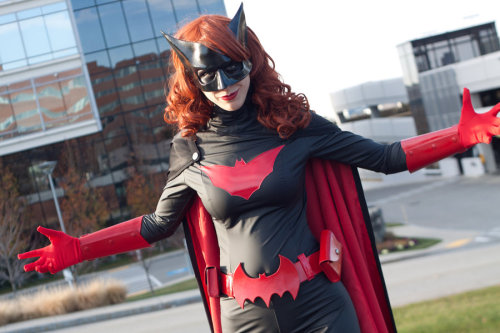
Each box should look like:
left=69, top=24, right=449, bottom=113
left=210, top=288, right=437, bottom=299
left=34, top=161, right=75, bottom=288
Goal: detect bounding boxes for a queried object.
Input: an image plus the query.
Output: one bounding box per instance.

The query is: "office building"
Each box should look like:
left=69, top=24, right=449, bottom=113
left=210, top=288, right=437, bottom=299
left=0, top=0, right=226, bottom=227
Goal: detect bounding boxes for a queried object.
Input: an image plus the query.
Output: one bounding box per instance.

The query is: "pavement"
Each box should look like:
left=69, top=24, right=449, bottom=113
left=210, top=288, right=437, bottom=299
left=1, top=176, right=497, bottom=333
left=1, top=225, right=483, bottom=333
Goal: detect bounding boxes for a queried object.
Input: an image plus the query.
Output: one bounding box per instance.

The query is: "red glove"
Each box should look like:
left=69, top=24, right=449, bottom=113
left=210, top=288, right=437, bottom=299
left=18, top=226, right=82, bottom=274
left=18, top=217, right=150, bottom=274
left=402, top=88, right=500, bottom=172
left=458, top=88, right=500, bottom=147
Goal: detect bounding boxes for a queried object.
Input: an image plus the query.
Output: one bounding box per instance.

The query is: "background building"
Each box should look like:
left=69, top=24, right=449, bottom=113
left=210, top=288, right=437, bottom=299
left=331, top=22, right=500, bottom=178
left=0, top=0, right=226, bottom=229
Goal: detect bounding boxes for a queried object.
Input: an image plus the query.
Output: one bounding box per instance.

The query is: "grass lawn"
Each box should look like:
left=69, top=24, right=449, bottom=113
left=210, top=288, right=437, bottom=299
left=393, top=285, right=500, bottom=332
left=126, top=278, right=199, bottom=302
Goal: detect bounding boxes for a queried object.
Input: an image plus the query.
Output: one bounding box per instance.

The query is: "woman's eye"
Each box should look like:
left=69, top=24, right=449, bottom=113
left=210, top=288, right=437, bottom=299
left=225, top=62, right=242, bottom=74
left=197, top=70, right=216, bottom=83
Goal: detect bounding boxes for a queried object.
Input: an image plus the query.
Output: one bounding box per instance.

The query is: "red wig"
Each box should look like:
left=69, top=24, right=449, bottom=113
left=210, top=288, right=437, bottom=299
left=164, top=14, right=311, bottom=138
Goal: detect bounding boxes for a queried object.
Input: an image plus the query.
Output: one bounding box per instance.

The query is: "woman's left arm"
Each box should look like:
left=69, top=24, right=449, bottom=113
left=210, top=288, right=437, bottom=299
left=401, top=88, right=500, bottom=172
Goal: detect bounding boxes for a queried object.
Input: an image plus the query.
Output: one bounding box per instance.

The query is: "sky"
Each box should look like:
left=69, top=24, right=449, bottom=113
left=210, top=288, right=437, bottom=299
left=223, top=0, right=500, bottom=117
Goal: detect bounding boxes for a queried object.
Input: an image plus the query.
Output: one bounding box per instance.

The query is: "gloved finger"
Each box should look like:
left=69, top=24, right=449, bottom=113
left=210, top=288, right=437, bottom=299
left=487, top=124, right=500, bottom=136
left=488, top=102, right=500, bottom=117
left=48, top=263, right=58, bottom=274
left=23, top=261, right=39, bottom=272
left=18, top=248, right=45, bottom=260
left=35, top=265, right=49, bottom=274
left=34, top=257, right=50, bottom=274
left=461, top=88, right=473, bottom=114
left=37, top=226, right=63, bottom=240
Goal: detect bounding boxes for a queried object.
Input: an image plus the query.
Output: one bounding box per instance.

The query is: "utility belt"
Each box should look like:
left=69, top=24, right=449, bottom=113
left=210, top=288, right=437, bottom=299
left=206, top=230, right=343, bottom=308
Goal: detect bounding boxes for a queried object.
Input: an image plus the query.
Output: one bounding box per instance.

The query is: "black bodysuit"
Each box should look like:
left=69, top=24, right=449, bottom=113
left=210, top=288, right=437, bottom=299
left=141, top=102, right=406, bottom=332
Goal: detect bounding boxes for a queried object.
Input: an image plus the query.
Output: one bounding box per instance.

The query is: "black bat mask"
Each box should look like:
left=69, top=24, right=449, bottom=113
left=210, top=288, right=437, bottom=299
left=162, top=4, right=252, bottom=92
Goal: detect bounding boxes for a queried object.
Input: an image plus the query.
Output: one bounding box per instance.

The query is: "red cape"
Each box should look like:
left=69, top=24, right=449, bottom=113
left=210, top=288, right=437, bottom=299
left=183, top=159, right=396, bottom=333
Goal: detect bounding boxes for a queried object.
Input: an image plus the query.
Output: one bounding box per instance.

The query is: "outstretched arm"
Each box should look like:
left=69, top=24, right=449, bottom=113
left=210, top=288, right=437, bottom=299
left=18, top=217, right=150, bottom=274
left=401, top=88, right=500, bottom=172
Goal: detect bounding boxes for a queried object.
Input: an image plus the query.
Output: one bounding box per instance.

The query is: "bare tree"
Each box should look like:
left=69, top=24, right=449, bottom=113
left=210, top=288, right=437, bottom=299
left=59, top=166, right=109, bottom=276
left=59, top=167, right=109, bottom=236
left=0, top=164, right=30, bottom=292
left=125, top=170, right=160, bottom=294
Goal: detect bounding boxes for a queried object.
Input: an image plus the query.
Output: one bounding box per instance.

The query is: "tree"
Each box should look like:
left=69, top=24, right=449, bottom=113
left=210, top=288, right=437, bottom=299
left=0, top=164, right=30, bottom=292
left=125, top=170, right=161, bottom=294
left=59, top=167, right=109, bottom=236
left=59, top=167, right=109, bottom=276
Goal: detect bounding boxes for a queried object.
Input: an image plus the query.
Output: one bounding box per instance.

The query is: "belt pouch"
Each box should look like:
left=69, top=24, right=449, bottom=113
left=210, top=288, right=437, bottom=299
left=205, top=266, right=220, bottom=297
left=319, top=229, right=343, bottom=282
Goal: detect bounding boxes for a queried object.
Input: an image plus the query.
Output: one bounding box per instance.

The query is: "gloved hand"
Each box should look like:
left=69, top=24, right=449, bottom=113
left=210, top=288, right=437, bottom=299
left=458, top=88, right=500, bottom=147
left=18, top=217, right=150, bottom=275
left=18, top=226, right=82, bottom=274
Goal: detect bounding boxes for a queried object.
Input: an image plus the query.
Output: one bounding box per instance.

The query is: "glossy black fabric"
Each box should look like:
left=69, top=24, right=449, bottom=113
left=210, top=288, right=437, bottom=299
left=140, top=102, right=406, bottom=330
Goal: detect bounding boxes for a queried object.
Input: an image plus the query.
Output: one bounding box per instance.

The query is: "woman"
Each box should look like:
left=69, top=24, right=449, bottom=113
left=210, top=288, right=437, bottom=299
left=19, top=5, right=500, bottom=333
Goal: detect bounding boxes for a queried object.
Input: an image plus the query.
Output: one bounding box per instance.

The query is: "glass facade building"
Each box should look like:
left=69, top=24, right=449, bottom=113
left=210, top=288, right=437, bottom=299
left=0, top=0, right=226, bottom=228
left=0, top=0, right=101, bottom=155
left=398, top=22, right=500, bottom=135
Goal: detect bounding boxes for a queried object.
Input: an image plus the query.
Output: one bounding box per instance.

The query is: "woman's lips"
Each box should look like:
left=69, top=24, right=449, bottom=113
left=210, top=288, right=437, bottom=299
left=220, top=90, right=238, bottom=101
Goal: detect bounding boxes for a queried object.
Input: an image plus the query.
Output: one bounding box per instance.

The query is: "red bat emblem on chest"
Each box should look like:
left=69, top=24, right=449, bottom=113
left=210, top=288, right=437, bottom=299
left=200, top=145, right=284, bottom=200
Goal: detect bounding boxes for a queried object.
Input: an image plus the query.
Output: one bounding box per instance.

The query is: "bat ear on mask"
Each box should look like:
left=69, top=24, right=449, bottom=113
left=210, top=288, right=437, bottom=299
left=228, top=3, right=248, bottom=47
left=161, top=3, right=248, bottom=67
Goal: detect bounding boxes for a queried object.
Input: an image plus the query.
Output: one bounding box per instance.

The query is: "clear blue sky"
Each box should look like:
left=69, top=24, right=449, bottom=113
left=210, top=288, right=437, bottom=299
left=223, top=0, right=500, bottom=117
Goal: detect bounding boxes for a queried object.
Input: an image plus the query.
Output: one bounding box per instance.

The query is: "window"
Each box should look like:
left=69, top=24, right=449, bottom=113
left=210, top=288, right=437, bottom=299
left=98, top=2, right=130, bottom=48
left=0, top=69, right=95, bottom=142
left=0, top=2, right=78, bottom=71
left=123, top=0, right=155, bottom=43
left=74, top=7, right=106, bottom=53
left=147, top=0, right=177, bottom=34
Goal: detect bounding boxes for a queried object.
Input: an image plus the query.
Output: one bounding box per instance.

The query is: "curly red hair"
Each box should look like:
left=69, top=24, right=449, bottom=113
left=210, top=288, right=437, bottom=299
left=164, top=14, right=310, bottom=138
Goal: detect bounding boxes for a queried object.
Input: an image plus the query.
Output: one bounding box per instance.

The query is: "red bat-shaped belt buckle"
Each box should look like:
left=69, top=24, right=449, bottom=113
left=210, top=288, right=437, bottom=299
left=232, top=255, right=300, bottom=308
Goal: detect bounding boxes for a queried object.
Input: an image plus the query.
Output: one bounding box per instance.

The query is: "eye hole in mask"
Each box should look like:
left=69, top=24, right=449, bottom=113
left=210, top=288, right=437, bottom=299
left=196, top=61, right=244, bottom=85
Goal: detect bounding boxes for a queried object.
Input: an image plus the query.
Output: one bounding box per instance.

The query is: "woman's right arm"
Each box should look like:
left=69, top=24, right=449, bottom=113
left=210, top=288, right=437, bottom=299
left=18, top=170, right=196, bottom=274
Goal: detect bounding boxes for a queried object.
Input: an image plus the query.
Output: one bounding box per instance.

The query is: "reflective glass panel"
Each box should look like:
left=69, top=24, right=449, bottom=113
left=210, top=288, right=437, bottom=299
left=156, top=36, right=170, bottom=57
left=20, top=17, right=51, bottom=57
left=147, top=0, right=177, bottom=34
left=74, top=7, right=106, bottom=53
left=137, top=59, right=165, bottom=107
left=453, top=36, right=478, bottom=62
left=173, top=0, right=200, bottom=27
left=115, top=65, right=145, bottom=111
left=123, top=0, right=154, bottom=42
left=36, top=81, right=68, bottom=129
left=45, top=11, right=77, bottom=51
left=85, top=50, right=111, bottom=73
left=0, top=14, right=16, bottom=25
left=0, top=93, right=16, bottom=137
left=61, top=76, right=92, bottom=121
left=0, top=22, right=25, bottom=64
left=197, top=0, right=226, bottom=15
left=108, top=45, right=134, bottom=68
left=102, top=114, right=126, bottom=139
left=102, top=115, right=126, bottom=139
left=17, top=7, right=42, bottom=20
left=91, top=70, right=120, bottom=115
left=133, top=39, right=158, bottom=60
left=70, top=0, right=96, bottom=10
left=10, top=88, right=41, bottom=133
left=98, top=2, right=130, bottom=48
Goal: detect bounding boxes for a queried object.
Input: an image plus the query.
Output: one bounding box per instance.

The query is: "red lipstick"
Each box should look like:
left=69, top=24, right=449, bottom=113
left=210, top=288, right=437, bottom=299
left=221, top=90, right=238, bottom=101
